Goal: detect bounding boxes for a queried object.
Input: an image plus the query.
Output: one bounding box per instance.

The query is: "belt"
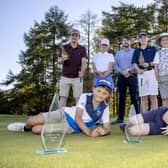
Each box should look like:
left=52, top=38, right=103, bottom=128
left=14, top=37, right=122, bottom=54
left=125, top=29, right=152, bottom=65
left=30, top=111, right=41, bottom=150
left=119, top=73, right=137, bottom=78
left=139, top=65, right=154, bottom=71
left=144, top=67, right=154, bottom=71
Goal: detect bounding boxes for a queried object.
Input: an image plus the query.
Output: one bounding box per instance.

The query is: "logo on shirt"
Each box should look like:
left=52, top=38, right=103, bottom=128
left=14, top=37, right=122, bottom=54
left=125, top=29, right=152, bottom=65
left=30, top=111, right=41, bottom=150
left=96, top=110, right=102, bottom=117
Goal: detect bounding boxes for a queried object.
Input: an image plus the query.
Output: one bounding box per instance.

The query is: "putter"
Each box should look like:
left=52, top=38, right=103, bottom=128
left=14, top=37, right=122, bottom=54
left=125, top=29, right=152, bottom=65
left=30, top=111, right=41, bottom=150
left=80, top=76, right=83, bottom=94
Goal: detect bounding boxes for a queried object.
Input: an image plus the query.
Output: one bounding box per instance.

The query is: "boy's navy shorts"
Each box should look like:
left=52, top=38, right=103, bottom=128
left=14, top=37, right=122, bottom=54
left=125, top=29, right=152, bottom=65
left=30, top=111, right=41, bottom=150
left=142, top=107, right=168, bottom=135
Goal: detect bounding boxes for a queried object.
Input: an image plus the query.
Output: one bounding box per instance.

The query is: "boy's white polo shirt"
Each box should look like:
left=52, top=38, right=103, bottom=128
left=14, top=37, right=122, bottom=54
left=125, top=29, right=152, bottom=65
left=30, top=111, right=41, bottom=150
left=64, top=93, right=110, bottom=124
left=92, top=52, right=115, bottom=72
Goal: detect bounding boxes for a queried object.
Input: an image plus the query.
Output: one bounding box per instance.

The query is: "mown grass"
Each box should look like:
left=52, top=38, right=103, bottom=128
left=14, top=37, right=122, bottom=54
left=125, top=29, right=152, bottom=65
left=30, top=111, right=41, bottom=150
left=0, top=115, right=168, bottom=168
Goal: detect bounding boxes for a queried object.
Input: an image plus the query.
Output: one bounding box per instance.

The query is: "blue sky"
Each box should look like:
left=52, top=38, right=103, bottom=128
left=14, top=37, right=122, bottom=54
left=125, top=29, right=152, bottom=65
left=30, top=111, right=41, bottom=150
left=0, top=0, right=154, bottom=89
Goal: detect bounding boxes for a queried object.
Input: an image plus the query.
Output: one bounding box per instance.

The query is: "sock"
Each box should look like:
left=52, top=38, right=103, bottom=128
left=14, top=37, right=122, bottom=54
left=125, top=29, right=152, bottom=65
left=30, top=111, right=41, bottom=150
left=24, top=126, right=32, bottom=132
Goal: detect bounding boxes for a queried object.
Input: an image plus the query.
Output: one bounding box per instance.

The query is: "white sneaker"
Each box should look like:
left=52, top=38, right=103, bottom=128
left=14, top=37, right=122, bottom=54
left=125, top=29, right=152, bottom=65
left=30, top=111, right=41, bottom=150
left=7, top=122, right=26, bottom=132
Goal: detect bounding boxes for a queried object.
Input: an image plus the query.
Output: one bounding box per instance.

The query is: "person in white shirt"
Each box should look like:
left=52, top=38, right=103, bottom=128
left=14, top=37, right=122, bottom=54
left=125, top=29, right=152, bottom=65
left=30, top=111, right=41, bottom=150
left=153, top=32, right=168, bottom=107
left=92, top=38, right=115, bottom=89
left=7, top=79, right=113, bottom=137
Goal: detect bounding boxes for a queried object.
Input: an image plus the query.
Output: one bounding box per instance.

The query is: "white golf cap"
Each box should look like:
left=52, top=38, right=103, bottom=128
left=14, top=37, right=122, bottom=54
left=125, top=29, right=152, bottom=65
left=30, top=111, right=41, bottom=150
left=100, top=38, right=110, bottom=46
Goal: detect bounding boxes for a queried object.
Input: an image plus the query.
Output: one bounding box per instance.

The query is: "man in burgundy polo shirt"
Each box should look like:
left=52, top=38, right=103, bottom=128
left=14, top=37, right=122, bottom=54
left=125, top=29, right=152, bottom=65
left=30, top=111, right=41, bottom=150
left=58, top=29, right=88, bottom=107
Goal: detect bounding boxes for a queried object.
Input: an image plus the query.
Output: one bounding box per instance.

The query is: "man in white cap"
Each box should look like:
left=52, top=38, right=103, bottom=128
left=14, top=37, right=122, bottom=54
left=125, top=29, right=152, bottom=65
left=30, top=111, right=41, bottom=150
left=58, top=29, right=88, bottom=107
left=92, top=38, right=115, bottom=90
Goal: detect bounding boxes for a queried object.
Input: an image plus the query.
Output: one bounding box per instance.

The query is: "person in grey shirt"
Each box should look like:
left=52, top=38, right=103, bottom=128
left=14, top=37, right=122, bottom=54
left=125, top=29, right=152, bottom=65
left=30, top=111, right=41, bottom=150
left=111, top=36, right=139, bottom=125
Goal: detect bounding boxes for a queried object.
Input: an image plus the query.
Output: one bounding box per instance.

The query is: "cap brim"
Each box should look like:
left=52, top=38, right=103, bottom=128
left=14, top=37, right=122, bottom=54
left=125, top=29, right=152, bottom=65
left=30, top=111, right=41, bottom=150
left=95, top=84, right=112, bottom=91
left=139, top=34, right=147, bottom=37
left=101, top=43, right=109, bottom=46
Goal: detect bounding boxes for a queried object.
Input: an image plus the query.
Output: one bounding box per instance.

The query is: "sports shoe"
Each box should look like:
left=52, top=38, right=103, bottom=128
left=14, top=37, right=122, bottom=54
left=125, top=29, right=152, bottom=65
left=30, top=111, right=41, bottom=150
left=7, top=122, right=26, bottom=132
left=111, top=119, right=123, bottom=125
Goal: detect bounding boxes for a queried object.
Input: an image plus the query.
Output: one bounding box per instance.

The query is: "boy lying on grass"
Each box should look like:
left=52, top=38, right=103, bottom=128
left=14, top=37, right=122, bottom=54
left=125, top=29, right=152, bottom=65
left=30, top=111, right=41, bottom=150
left=120, top=106, right=168, bottom=135
left=8, top=79, right=113, bottom=137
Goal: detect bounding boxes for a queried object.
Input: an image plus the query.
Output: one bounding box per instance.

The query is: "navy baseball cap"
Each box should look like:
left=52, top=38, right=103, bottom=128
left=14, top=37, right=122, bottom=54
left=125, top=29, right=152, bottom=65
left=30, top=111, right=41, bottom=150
left=95, top=79, right=113, bottom=90
left=138, top=32, right=148, bottom=37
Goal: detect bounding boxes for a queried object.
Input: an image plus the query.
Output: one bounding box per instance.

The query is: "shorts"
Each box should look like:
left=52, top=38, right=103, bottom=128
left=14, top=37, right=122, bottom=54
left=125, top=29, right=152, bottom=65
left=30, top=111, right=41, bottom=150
left=59, top=76, right=82, bottom=98
left=142, top=107, right=167, bottom=135
left=138, top=69, right=158, bottom=97
left=42, top=109, right=73, bottom=134
left=159, top=80, right=168, bottom=99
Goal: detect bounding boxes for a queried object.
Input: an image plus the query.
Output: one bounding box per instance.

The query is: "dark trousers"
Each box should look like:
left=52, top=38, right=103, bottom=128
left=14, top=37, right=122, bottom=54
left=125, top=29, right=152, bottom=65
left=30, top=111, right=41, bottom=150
left=117, top=74, right=139, bottom=121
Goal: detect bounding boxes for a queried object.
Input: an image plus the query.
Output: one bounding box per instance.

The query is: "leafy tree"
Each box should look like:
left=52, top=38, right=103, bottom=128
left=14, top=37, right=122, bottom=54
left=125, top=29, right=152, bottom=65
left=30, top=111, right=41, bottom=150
left=1, top=6, right=70, bottom=114
left=101, top=2, right=156, bottom=52
left=77, top=10, right=99, bottom=92
left=77, top=10, right=98, bottom=67
left=0, top=90, right=10, bottom=114
left=154, top=0, right=168, bottom=33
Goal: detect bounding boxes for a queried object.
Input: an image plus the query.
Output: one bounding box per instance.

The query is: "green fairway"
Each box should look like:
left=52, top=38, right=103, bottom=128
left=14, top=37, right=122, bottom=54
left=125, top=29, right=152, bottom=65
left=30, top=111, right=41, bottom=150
left=0, top=115, right=168, bottom=168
